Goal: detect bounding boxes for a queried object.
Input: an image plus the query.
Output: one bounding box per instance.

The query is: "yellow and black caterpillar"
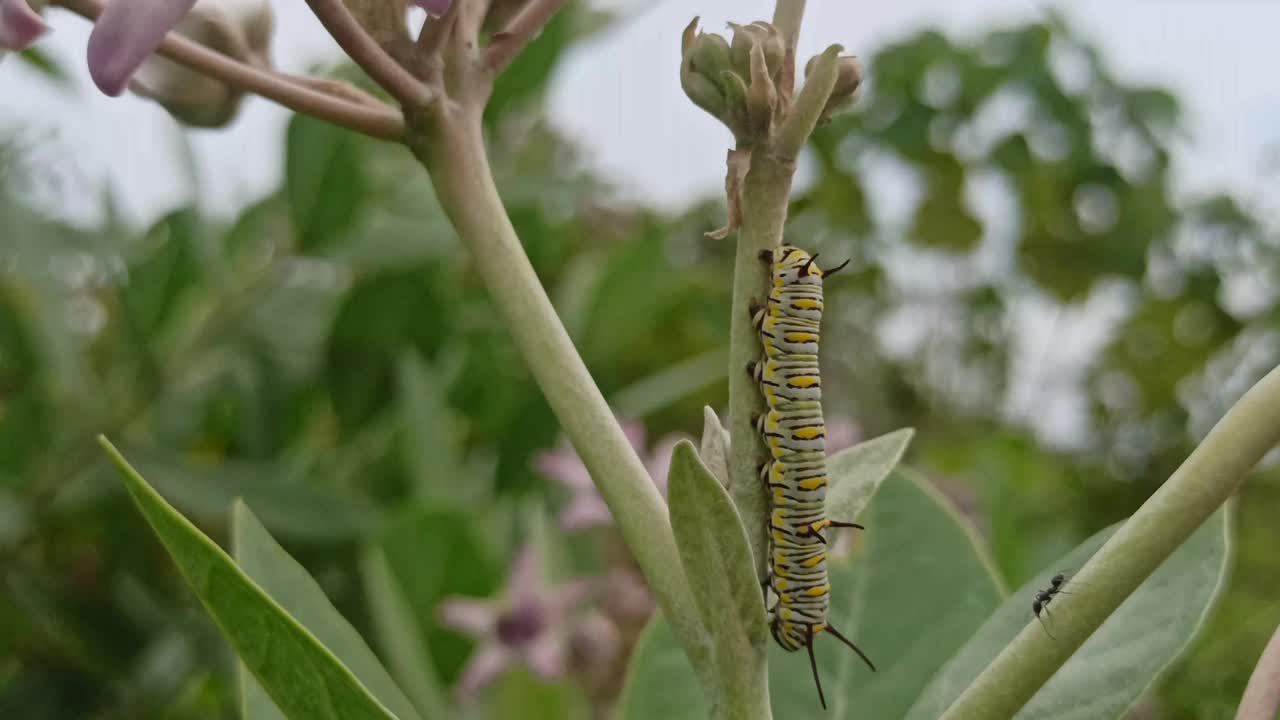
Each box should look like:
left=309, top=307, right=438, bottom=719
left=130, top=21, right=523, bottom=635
left=749, top=245, right=875, bottom=709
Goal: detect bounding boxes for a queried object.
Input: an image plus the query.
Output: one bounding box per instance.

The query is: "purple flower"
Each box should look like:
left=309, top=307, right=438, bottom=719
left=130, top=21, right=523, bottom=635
left=0, top=0, right=48, bottom=51
left=438, top=545, right=593, bottom=698
left=410, top=0, right=450, bottom=16
left=534, top=421, right=687, bottom=532
left=87, top=0, right=200, bottom=96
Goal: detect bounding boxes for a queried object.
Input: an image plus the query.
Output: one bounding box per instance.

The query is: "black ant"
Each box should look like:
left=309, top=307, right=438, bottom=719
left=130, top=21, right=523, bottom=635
left=1031, top=572, right=1073, bottom=638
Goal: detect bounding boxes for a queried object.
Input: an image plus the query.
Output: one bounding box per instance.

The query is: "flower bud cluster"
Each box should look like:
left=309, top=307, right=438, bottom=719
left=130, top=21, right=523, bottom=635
left=679, top=18, right=785, bottom=142
left=804, top=52, right=864, bottom=125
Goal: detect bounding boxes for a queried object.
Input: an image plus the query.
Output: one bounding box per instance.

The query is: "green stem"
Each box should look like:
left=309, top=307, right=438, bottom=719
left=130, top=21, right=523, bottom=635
left=728, top=148, right=797, bottom=583
left=410, top=107, right=707, bottom=676
left=940, top=363, right=1280, bottom=720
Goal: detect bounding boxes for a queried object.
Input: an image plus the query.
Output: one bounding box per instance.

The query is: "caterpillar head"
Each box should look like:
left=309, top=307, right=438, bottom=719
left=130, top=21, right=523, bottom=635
left=763, top=245, right=850, bottom=286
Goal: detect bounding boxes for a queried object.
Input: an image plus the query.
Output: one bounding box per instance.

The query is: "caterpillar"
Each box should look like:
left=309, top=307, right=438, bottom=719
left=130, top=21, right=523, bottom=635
left=749, top=244, right=875, bottom=709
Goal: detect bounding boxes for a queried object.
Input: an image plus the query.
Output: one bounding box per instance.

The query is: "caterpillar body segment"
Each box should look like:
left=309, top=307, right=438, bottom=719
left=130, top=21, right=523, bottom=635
left=752, top=244, right=873, bottom=709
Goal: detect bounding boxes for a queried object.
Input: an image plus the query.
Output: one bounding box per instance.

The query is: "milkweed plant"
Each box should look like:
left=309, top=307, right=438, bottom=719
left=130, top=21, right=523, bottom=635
left=7, top=0, right=1279, bottom=717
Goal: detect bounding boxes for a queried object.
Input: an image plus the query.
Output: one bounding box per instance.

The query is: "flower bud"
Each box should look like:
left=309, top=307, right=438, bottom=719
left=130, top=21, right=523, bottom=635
left=745, top=42, right=777, bottom=136
left=130, top=0, right=274, bottom=127
left=804, top=53, right=864, bottom=124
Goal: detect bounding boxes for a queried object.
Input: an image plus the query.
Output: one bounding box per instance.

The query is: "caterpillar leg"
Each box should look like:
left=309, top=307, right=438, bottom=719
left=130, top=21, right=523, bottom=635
left=758, top=248, right=775, bottom=264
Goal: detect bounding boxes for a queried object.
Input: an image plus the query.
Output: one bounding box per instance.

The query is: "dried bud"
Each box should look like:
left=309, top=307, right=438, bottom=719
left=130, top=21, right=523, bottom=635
left=130, top=0, right=274, bottom=127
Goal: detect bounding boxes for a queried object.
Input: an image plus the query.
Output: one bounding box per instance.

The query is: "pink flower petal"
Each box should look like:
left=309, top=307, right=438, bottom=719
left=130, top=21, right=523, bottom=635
left=411, top=0, right=451, bottom=16
left=456, top=643, right=512, bottom=698
left=825, top=418, right=861, bottom=454
left=522, top=630, right=568, bottom=680
left=87, top=0, right=199, bottom=96
left=438, top=597, right=498, bottom=638
left=559, top=496, right=612, bottom=532
left=0, top=0, right=47, bottom=51
left=506, top=544, right=544, bottom=598
left=546, top=578, right=594, bottom=623
left=534, top=448, right=594, bottom=491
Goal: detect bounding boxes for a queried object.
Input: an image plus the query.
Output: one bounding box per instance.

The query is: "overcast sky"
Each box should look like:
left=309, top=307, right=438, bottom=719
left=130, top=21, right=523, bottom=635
left=2, top=0, right=1278, bottom=227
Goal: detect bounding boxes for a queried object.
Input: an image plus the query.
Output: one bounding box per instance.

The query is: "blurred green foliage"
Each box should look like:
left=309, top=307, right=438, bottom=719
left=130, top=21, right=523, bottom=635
left=2, top=8, right=1278, bottom=720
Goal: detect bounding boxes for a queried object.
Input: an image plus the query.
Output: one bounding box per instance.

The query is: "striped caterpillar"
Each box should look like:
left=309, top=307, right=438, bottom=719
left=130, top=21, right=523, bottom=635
left=749, top=245, right=875, bottom=709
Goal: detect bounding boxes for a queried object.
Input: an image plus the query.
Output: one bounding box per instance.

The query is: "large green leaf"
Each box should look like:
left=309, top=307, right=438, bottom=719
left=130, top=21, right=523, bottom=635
left=906, top=506, right=1230, bottom=720
left=621, top=469, right=1004, bottom=719
left=231, top=502, right=422, bottom=720
left=98, top=437, right=399, bottom=720
left=667, top=441, right=767, bottom=712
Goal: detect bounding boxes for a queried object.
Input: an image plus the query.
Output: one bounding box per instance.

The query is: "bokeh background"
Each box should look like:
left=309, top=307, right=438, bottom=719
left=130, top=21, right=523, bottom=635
left=3, top=1, right=1279, bottom=718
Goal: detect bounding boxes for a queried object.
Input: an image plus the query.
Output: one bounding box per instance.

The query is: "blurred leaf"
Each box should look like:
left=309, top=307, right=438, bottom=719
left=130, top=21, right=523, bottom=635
left=380, top=508, right=502, bottom=682
left=286, top=115, right=367, bottom=253
left=622, top=469, right=1003, bottom=719
left=121, top=210, right=203, bottom=342
left=121, top=448, right=383, bottom=543
left=395, top=351, right=477, bottom=506
left=489, top=668, right=585, bottom=720
left=232, top=502, right=422, bottom=720
left=15, top=47, right=71, bottom=85
left=610, top=348, right=727, bottom=419
left=99, top=438, right=400, bottom=720
left=906, top=505, right=1230, bottom=719
left=826, top=427, right=915, bottom=524
left=360, top=546, right=450, bottom=718
left=668, top=441, right=764, bottom=706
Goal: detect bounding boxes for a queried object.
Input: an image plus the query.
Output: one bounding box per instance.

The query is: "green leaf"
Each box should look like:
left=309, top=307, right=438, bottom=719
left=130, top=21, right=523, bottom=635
left=97, top=437, right=399, bottom=720
left=231, top=502, right=422, bottom=720
left=360, top=546, right=451, bottom=718
left=286, top=114, right=367, bottom=253
left=621, top=469, right=1003, bottom=719
left=120, top=448, right=383, bottom=543
left=16, top=47, right=72, bottom=86
left=698, top=406, right=730, bottom=487
left=610, top=349, right=729, bottom=420
left=667, top=441, right=767, bottom=712
left=826, top=427, right=915, bottom=524
left=906, top=506, right=1230, bottom=720
left=395, top=351, right=482, bottom=506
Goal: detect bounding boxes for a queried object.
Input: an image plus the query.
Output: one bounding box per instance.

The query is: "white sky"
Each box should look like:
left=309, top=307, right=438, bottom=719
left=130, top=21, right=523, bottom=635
left=1, top=0, right=1278, bottom=228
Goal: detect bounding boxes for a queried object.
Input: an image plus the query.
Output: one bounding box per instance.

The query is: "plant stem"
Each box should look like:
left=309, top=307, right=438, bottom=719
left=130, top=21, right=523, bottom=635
left=728, top=147, right=797, bottom=582
left=409, top=107, right=707, bottom=676
left=484, top=0, right=569, bottom=72
left=940, top=363, right=1280, bottom=720
left=1236, top=624, right=1280, bottom=720
left=304, top=0, right=433, bottom=106
left=771, top=0, right=806, bottom=50
left=54, top=0, right=405, bottom=141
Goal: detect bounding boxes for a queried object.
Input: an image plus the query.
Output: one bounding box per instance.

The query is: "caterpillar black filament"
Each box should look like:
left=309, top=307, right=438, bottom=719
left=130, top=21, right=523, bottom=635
left=749, top=245, right=875, bottom=709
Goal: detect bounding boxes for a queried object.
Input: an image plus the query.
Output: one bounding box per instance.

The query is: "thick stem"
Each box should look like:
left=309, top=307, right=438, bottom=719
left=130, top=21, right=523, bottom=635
left=1237, top=624, right=1280, bottom=720
left=728, top=148, right=797, bottom=582
left=54, top=0, right=405, bottom=141
left=410, top=108, right=707, bottom=676
left=941, top=363, right=1280, bottom=720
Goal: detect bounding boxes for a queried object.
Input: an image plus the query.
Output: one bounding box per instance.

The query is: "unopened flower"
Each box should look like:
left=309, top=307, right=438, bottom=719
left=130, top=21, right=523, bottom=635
left=804, top=52, right=864, bottom=124
left=0, top=0, right=47, bottom=51
left=534, top=421, right=687, bottom=532
left=129, top=0, right=274, bottom=127
left=438, top=545, right=593, bottom=698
